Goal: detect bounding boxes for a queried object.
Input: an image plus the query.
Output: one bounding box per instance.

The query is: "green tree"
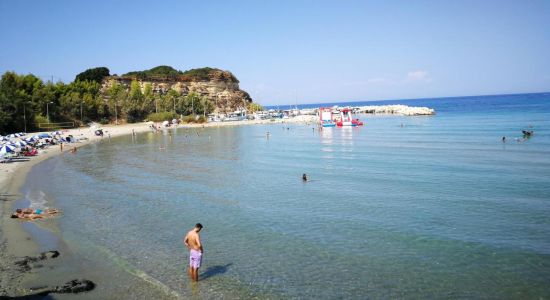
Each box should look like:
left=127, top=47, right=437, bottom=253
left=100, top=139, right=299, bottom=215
left=177, top=92, right=214, bottom=116
left=59, top=91, right=80, bottom=121
left=123, top=65, right=182, bottom=80
left=75, top=67, right=110, bottom=83
left=247, top=102, right=264, bottom=113
left=143, top=83, right=155, bottom=114
left=165, top=89, right=181, bottom=113
left=124, top=80, right=145, bottom=123
left=55, top=80, right=103, bottom=125
left=0, top=72, right=42, bottom=133
left=106, top=80, right=125, bottom=124
left=181, top=92, right=201, bottom=116
left=198, top=97, right=215, bottom=116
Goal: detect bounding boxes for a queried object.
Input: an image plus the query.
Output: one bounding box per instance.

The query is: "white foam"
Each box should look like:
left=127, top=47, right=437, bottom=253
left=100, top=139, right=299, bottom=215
left=26, top=190, right=49, bottom=210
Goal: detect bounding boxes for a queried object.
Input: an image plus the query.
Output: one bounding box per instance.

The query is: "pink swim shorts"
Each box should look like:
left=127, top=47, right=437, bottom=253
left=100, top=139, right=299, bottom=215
left=189, top=249, right=202, bottom=269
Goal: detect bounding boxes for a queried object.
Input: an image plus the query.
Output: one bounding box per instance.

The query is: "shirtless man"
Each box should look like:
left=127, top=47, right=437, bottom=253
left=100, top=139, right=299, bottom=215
left=184, top=223, right=203, bottom=282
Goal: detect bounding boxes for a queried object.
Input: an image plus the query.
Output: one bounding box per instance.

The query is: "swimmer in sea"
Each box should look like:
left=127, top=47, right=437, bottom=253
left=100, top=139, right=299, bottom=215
left=302, top=173, right=308, bottom=182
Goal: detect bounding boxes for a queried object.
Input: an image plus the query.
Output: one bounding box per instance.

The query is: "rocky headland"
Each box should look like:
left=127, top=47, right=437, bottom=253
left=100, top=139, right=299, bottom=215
left=100, top=66, right=252, bottom=113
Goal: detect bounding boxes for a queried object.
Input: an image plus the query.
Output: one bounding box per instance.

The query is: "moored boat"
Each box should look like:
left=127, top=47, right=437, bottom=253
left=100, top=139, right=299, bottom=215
left=319, top=107, right=336, bottom=127
left=336, top=108, right=363, bottom=126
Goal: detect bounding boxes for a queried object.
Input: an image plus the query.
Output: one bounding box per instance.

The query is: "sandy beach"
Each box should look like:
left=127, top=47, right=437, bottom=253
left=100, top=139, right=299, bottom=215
left=0, top=116, right=316, bottom=298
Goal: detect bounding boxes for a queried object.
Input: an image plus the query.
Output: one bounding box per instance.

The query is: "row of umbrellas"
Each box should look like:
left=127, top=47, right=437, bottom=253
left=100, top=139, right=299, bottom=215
left=0, top=132, right=26, bottom=141
left=0, top=131, right=64, bottom=155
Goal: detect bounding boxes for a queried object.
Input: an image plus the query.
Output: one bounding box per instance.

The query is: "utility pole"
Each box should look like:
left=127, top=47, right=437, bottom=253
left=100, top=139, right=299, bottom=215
left=23, top=103, right=27, bottom=132
left=46, top=102, right=53, bottom=123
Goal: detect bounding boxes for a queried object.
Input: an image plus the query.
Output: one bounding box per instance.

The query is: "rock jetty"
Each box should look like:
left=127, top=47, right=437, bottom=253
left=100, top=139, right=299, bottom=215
left=356, top=104, right=435, bottom=115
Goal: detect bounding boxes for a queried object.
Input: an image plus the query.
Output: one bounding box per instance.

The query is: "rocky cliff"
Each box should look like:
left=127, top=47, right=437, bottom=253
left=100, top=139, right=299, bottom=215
left=100, top=66, right=252, bottom=113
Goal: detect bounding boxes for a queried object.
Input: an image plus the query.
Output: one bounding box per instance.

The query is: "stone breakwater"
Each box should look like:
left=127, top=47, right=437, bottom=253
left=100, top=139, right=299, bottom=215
left=356, top=104, right=435, bottom=115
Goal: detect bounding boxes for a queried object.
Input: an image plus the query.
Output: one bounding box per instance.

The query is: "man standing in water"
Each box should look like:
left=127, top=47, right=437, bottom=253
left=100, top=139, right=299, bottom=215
left=184, top=223, right=203, bottom=282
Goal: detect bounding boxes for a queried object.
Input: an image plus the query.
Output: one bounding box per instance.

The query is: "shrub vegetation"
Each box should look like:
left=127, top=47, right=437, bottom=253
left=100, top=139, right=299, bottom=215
left=146, top=112, right=178, bottom=122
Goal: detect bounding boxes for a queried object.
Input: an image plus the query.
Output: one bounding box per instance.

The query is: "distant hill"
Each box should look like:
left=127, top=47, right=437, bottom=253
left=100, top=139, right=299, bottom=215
left=75, top=67, right=110, bottom=83
left=121, top=66, right=238, bottom=82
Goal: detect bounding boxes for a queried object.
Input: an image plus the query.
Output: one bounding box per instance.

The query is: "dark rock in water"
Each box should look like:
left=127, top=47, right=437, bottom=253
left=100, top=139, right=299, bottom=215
left=53, top=279, right=95, bottom=294
left=14, top=251, right=60, bottom=272
left=1, top=279, right=96, bottom=299
left=39, top=251, right=59, bottom=260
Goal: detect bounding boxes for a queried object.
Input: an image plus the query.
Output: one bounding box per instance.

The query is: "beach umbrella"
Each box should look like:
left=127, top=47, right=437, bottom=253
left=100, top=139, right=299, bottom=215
left=38, top=133, right=52, bottom=138
left=0, top=136, right=5, bottom=141
left=25, top=137, right=36, bottom=142
left=0, top=144, right=15, bottom=155
left=12, top=140, right=27, bottom=147
left=51, top=131, right=62, bottom=136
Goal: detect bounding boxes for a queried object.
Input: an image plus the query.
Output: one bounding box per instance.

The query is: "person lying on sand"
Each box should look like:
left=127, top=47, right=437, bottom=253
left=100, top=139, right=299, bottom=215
left=11, top=208, right=60, bottom=220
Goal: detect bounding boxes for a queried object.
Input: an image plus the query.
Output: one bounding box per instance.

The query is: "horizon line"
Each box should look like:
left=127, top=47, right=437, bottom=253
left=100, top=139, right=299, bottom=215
left=262, top=91, right=550, bottom=107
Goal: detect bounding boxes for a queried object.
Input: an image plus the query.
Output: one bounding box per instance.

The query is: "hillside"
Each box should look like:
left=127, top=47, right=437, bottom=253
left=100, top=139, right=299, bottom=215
left=121, top=66, right=238, bottom=83
left=102, top=66, right=251, bottom=113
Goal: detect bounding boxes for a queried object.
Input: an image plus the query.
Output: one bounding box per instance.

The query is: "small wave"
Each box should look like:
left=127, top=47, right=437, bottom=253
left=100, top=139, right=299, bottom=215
left=92, top=243, right=182, bottom=299
left=26, top=190, right=49, bottom=210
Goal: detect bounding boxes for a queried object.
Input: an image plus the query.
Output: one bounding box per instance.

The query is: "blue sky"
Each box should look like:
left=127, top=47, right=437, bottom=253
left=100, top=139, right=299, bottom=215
left=1, top=0, right=549, bottom=105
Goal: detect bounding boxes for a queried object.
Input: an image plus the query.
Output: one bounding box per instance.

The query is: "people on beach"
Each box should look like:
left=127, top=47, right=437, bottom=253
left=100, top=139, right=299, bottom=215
left=70, top=146, right=77, bottom=154
left=184, top=223, right=204, bottom=282
left=11, top=208, right=60, bottom=220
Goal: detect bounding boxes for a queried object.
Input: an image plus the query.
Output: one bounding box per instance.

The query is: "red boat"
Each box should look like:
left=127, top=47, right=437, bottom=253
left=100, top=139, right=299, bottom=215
left=336, top=108, right=364, bottom=126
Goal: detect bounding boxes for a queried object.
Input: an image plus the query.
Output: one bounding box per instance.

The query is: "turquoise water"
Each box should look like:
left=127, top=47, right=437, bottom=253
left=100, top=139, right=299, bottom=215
left=22, top=94, right=550, bottom=298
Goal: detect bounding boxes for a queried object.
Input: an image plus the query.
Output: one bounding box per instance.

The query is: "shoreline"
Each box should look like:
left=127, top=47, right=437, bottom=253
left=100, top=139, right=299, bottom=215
left=0, top=122, right=157, bottom=297
left=0, top=116, right=317, bottom=297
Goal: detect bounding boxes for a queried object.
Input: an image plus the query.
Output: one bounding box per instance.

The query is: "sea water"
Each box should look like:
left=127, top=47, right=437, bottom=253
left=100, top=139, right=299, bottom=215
left=21, top=93, right=550, bottom=299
